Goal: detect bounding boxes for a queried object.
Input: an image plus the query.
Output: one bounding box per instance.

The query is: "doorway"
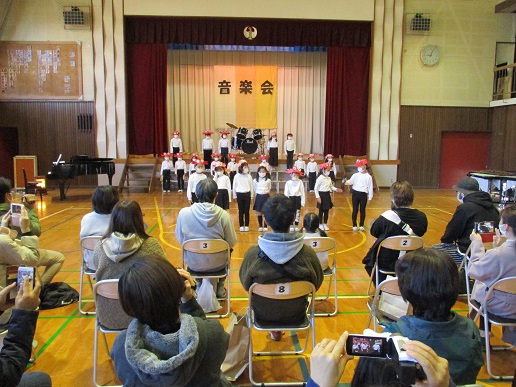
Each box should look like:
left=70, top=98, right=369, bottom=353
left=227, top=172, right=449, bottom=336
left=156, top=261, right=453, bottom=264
left=439, top=132, right=490, bottom=189
left=0, top=127, right=19, bottom=181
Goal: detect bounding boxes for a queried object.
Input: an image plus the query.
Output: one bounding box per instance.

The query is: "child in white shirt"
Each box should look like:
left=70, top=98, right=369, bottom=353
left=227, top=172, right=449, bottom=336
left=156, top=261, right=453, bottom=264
left=202, top=131, right=215, bottom=164
left=307, top=154, right=319, bottom=192
left=325, top=154, right=337, bottom=183
left=284, top=167, right=306, bottom=231
left=187, top=159, right=208, bottom=203
left=253, top=166, right=272, bottom=232
left=233, top=161, right=254, bottom=232
left=170, top=130, right=183, bottom=164
left=294, top=153, right=306, bottom=176
left=210, top=153, right=221, bottom=176
left=218, top=131, right=231, bottom=164
left=258, top=154, right=270, bottom=171
left=284, top=133, right=296, bottom=169
left=189, top=154, right=199, bottom=175
left=315, top=163, right=342, bottom=231
left=227, top=154, right=238, bottom=188
left=160, top=153, right=174, bottom=193
left=342, top=159, right=374, bottom=231
left=267, top=131, right=279, bottom=167
left=213, top=162, right=231, bottom=210
left=174, top=153, right=186, bottom=192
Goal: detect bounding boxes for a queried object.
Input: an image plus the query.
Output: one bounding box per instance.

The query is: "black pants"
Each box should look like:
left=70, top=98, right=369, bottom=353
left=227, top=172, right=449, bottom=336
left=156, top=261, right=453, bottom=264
left=237, top=192, right=251, bottom=227
left=229, top=171, right=236, bottom=188
left=176, top=169, right=184, bottom=190
left=352, top=189, right=368, bottom=227
left=286, top=150, right=294, bottom=169
left=269, top=147, right=278, bottom=166
left=162, top=169, right=171, bottom=191
left=221, top=147, right=229, bottom=164
left=172, top=146, right=180, bottom=164
left=309, top=172, right=316, bottom=191
left=203, top=149, right=212, bottom=165
left=319, top=209, right=329, bottom=224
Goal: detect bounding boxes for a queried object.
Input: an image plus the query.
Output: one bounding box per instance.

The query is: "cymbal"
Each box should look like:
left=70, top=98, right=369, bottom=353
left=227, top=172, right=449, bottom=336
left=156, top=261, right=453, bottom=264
left=226, top=122, right=238, bottom=129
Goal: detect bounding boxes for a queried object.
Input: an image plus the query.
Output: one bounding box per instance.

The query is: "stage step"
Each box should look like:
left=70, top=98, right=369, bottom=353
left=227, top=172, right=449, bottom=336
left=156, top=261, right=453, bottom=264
left=119, top=154, right=158, bottom=193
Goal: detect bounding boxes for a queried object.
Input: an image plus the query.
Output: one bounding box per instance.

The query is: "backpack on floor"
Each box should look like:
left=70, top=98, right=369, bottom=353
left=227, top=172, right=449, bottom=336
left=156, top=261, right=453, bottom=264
left=39, top=282, right=79, bottom=310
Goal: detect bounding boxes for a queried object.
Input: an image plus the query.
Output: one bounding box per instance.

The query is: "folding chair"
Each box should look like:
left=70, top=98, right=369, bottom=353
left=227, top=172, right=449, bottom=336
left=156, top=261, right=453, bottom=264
left=366, top=277, right=412, bottom=332
left=469, top=276, right=516, bottom=380
left=303, top=237, right=338, bottom=316
left=93, top=279, right=124, bottom=387
left=366, top=235, right=424, bottom=297
left=79, top=236, right=102, bottom=315
left=247, top=281, right=316, bottom=386
left=181, top=238, right=231, bottom=318
left=457, top=245, right=473, bottom=301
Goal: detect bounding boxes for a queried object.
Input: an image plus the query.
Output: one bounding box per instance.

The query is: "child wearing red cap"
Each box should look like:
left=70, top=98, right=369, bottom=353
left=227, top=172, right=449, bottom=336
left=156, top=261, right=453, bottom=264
left=160, top=153, right=173, bottom=193
left=284, top=133, right=296, bottom=169
left=218, top=131, right=231, bottom=164
left=294, top=153, right=306, bottom=177
left=227, top=154, right=238, bottom=188
left=267, top=132, right=279, bottom=167
left=202, top=131, right=215, bottom=164
left=342, top=159, right=374, bottom=231
left=285, top=167, right=306, bottom=231
left=307, top=154, right=318, bottom=192
left=174, top=153, right=186, bottom=193
left=314, top=163, right=342, bottom=231
left=170, top=131, right=183, bottom=164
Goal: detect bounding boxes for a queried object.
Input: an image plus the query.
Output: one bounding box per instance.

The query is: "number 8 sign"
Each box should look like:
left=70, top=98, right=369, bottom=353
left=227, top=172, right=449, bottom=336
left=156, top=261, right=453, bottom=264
left=275, top=283, right=290, bottom=295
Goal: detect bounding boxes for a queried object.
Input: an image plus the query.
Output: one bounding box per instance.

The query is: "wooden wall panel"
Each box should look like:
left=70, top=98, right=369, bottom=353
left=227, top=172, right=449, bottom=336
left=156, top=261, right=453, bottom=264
left=0, top=101, right=97, bottom=186
left=399, top=106, right=490, bottom=188
left=490, top=107, right=506, bottom=170
left=503, top=105, right=516, bottom=171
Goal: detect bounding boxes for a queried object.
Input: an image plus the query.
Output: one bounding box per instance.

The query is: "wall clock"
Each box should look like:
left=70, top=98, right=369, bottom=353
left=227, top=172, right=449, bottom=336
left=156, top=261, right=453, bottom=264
left=420, top=45, right=440, bottom=66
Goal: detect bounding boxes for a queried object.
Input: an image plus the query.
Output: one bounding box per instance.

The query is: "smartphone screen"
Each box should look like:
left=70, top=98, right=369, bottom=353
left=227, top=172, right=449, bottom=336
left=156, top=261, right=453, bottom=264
left=346, top=335, right=388, bottom=358
left=17, top=267, right=35, bottom=289
left=474, top=221, right=495, bottom=242
left=10, top=203, right=23, bottom=227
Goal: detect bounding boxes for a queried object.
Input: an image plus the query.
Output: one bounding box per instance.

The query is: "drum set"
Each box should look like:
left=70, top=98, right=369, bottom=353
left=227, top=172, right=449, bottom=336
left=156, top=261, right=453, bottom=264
left=226, top=123, right=268, bottom=155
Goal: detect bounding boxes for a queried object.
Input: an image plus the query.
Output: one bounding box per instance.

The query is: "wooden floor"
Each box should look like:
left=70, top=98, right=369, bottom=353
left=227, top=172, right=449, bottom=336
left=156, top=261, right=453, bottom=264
left=24, top=186, right=514, bottom=386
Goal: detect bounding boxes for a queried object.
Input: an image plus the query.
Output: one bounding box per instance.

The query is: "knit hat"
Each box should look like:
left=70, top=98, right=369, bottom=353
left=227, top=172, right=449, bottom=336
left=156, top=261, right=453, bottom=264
left=212, top=161, right=226, bottom=169
left=229, top=154, right=238, bottom=160
left=453, top=177, right=480, bottom=194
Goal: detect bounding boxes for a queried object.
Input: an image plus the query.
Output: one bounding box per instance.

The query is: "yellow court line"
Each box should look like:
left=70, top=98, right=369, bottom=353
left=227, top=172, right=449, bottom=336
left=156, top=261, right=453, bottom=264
left=39, top=206, right=76, bottom=220
left=154, top=197, right=180, bottom=251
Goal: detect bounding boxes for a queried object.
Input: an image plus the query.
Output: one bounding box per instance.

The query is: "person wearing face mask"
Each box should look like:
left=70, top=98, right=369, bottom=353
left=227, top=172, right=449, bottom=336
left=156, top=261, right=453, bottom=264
left=174, top=153, right=186, bottom=193
left=258, top=154, right=270, bottom=171
left=202, top=131, right=215, bottom=165
left=284, top=133, right=296, bottom=169
left=307, top=154, right=319, bottom=192
left=187, top=159, right=208, bottom=204
left=227, top=154, right=239, bottom=188
left=342, top=159, right=374, bottom=231
left=218, top=131, right=230, bottom=164
left=294, top=153, right=306, bottom=177
left=324, top=154, right=337, bottom=183
left=210, top=153, right=222, bottom=177
left=267, top=131, right=279, bottom=167
left=433, top=177, right=499, bottom=265
left=314, top=163, right=342, bottom=231
left=233, top=161, right=254, bottom=232
left=189, top=154, right=199, bottom=175
left=468, top=204, right=516, bottom=346
left=213, top=163, right=231, bottom=210
left=170, top=131, right=183, bottom=164
left=253, top=166, right=272, bottom=232
left=284, top=168, right=306, bottom=232
left=160, top=153, right=174, bottom=193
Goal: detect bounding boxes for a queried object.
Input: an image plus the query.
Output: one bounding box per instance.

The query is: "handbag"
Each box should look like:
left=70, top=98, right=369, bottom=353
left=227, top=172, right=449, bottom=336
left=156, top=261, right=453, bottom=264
left=221, top=311, right=250, bottom=381
left=196, top=279, right=221, bottom=313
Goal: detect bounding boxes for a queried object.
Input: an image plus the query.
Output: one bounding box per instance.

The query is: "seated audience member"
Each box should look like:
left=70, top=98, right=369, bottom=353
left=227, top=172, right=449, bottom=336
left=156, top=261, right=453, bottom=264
left=80, top=185, right=119, bottom=271
left=239, top=194, right=323, bottom=341
left=382, top=248, right=483, bottom=385
left=307, top=331, right=453, bottom=387
left=468, top=204, right=516, bottom=345
left=111, top=257, right=231, bottom=386
left=0, top=276, right=52, bottom=387
left=362, top=180, right=428, bottom=283
left=0, top=178, right=64, bottom=285
left=93, top=200, right=166, bottom=330
left=175, top=179, right=237, bottom=298
left=433, top=177, right=499, bottom=264
left=303, top=212, right=329, bottom=270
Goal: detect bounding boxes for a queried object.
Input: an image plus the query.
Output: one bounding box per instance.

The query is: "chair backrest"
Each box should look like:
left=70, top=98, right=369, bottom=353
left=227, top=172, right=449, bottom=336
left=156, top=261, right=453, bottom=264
left=80, top=236, right=103, bottom=257
left=93, top=279, right=120, bottom=301
left=373, top=277, right=413, bottom=320
left=377, top=235, right=424, bottom=257
left=303, top=237, right=336, bottom=254
left=249, top=281, right=316, bottom=301
left=488, top=276, right=516, bottom=296
left=182, top=238, right=230, bottom=254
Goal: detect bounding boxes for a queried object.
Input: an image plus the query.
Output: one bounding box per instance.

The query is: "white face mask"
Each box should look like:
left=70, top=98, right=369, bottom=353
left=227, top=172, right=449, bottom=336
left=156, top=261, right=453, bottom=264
left=214, top=158, right=219, bottom=161
left=243, top=168, right=249, bottom=174
left=165, top=157, right=169, bottom=161
left=178, top=157, right=182, bottom=161
left=292, top=175, right=299, bottom=180
left=357, top=167, right=363, bottom=173
left=310, top=159, right=314, bottom=162
left=287, top=136, right=292, bottom=140
left=259, top=172, right=266, bottom=178
left=174, top=135, right=178, bottom=138
left=324, top=171, right=330, bottom=176
left=230, top=158, right=235, bottom=162
left=328, top=158, right=332, bottom=162
left=499, top=223, right=508, bottom=237
left=196, top=168, right=203, bottom=174
left=216, top=171, right=223, bottom=177
left=222, top=135, right=226, bottom=139
left=457, top=192, right=464, bottom=203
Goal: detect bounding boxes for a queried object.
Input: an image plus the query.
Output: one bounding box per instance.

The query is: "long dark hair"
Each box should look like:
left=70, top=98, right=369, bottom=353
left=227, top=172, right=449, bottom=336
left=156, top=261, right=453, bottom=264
left=256, top=166, right=271, bottom=182
left=104, top=200, right=148, bottom=239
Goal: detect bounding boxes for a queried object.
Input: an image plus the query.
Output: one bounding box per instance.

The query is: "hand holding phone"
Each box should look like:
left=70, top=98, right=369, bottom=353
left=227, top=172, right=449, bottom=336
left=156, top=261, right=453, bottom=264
left=15, top=273, right=41, bottom=311
left=10, top=203, right=23, bottom=227
left=346, top=334, right=388, bottom=358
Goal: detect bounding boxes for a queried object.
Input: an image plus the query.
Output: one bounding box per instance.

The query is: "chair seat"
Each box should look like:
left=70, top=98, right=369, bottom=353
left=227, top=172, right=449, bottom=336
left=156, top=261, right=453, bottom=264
left=84, top=266, right=96, bottom=275
left=470, top=300, right=516, bottom=324
left=187, top=267, right=227, bottom=277
left=254, top=315, right=310, bottom=330
left=366, top=299, right=397, bottom=325
left=323, top=267, right=333, bottom=276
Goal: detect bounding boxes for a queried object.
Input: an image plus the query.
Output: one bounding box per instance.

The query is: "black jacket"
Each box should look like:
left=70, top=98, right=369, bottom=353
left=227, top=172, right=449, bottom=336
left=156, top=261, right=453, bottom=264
left=441, top=191, right=499, bottom=252
left=0, top=309, right=38, bottom=387
left=363, top=207, right=428, bottom=275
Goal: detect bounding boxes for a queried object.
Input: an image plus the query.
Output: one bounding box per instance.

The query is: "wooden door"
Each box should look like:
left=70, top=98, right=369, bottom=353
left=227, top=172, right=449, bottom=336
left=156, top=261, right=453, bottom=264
left=439, top=132, right=490, bottom=189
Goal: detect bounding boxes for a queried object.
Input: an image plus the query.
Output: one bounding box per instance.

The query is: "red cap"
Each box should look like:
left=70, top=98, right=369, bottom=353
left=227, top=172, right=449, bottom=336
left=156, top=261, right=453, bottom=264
left=355, top=159, right=369, bottom=167
left=258, top=154, right=270, bottom=160
left=319, top=162, right=331, bottom=170
left=220, top=130, right=230, bottom=135
left=202, top=130, right=214, bottom=135
left=162, top=152, right=171, bottom=157
left=173, top=131, right=180, bottom=136
left=286, top=167, right=304, bottom=177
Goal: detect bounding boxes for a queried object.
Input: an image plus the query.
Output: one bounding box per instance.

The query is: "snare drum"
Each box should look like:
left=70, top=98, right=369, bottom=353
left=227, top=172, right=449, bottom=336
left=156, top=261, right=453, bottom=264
left=236, top=127, right=248, bottom=139
left=242, top=138, right=258, bottom=154
left=252, top=128, right=263, bottom=140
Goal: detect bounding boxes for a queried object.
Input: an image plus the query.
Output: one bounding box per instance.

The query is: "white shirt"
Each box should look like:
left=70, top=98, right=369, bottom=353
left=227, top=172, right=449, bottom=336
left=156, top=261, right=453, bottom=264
left=189, top=162, right=197, bottom=173
left=210, top=160, right=220, bottom=176
left=345, top=172, right=374, bottom=200
left=267, top=138, right=278, bottom=149
left=170, top=137, right=183, bottom=152
left=218, top=138, right=230, bottom=152
left=326, top=161, right=337, bottom=174
left=214, top=174, right=232, bottom=202
left=160, top=159, right=173, bottom=174
left=233, top=173, right=254, bottom=198
left=284, top=139, right=296, bottom=153
left=175, top=159, right=187, bottom=171
left=314, top=174, right=337, bottom=198
left=284, top=179, right=306, bottom=206
left=202, top=137, right=214, bottom=150
left=187, top=172, right=207, bottom=201
left=307, top=161, right=318, bottom=173
left=294, top=159, right=306, bottom=170
left=254, top=177, right=272, bottom=195
left=227, top=161, right=238, bottom=172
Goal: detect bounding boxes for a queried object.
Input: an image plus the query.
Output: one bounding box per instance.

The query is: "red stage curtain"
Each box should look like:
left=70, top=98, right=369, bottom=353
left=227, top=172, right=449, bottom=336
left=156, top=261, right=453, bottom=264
left=126, top=43, right=167, bottom=155
left=324, top=47, right=370, bottom=156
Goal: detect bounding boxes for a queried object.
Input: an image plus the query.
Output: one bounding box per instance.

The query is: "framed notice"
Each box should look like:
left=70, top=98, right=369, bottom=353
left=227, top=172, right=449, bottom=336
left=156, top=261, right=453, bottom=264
left=0, top=41, right=83, bottom=100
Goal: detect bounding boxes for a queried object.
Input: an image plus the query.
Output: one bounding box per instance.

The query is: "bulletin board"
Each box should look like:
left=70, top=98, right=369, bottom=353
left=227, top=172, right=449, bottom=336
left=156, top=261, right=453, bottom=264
left=0, top=41, right=83, bottom=100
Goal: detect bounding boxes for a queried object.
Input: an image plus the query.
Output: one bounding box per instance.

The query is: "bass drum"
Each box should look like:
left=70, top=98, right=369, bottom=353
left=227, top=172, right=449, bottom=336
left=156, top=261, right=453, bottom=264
left=242, top=138, right=258, bottom=154
left=232, top=136, right=243, bottom=150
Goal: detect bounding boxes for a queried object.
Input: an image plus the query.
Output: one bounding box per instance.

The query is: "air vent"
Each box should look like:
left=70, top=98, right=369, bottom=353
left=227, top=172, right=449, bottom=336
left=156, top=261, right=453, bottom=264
left=405, top=13, right=432, bottom=36
left=62, top=5, right=91, bottom=30
left=77, top=114, right=93, bottom=132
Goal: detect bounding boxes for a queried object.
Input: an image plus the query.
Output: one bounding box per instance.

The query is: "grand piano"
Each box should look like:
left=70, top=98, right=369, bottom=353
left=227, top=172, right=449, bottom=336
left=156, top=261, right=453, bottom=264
left=47, top=155, right=115, bottom=200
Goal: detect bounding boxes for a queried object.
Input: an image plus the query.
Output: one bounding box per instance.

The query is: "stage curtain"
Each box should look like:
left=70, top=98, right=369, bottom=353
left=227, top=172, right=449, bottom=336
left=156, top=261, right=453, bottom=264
left=324, top=47, right=370, bottom=156
left=167, top=50, right=327, bottom=155
left=126, top=43, right=168, bottom=155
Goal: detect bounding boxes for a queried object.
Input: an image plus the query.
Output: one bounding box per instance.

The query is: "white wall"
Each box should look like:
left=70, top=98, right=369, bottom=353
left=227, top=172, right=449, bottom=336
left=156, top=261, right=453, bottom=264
left=401, top=0, right=515, bottom=107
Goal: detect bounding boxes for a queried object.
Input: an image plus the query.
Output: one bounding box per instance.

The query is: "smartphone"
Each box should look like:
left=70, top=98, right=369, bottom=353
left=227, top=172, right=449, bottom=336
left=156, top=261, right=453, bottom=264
left=346, top=334, right=388, bottom=358
left=474, top=221, right=495, bottom=242
left=17, top=266, right=35, bottom=289
left=10, top=203, right=23, bottom=227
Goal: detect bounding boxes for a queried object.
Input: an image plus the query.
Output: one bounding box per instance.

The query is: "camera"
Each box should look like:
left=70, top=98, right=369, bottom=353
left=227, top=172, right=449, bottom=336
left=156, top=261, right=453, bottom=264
left=474, top=221, right=495, bottom=242
left=10, top=203, right=23, bottom=227
left=346, top=335, right=426, bottom=385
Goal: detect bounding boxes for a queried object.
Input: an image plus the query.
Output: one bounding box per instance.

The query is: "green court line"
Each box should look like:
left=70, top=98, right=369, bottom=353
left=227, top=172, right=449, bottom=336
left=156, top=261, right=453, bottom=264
left=40, top=214, right=81, bottom=234
left=36, top=309, right=79, bottom=357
